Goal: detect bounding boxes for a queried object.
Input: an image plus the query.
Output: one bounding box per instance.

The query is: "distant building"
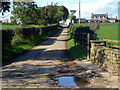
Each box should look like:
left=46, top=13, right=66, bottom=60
left=91, top=12, right=108, bottom=22
left=59, top=20, right=70, bottom=25
left=75, top=18, right=87, bottom=23
left=0, top=16, right=11, bottom=23
left=108, top=17, right=117, bottom=23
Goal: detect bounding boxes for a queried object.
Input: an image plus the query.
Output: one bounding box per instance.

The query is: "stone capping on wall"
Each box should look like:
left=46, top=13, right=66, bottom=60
left=90, top=40, right=120, bottom=76
left=90, top=40, right=106, bottom=47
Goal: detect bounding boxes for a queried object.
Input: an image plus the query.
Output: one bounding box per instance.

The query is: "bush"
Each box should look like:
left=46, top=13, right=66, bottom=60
left=115, top=19, right=118, bottom=22
left=11, top=27, right=42, bottom=45
left=2, top=24, right=59, bottom=61
left=68, top=24, right=83, bottom=39
left=15, top=27, right=39, bottom=40
left=2, top=24, right=59, bottom=48
left=74, top=27, right=97, bottom=45
left=2, top=29, right=14, bottom=48
left=40, top=25, right=58, bottom=35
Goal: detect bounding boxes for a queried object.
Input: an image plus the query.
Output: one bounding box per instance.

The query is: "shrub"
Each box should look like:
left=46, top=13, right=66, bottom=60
left=11, top=27, right=41, bottom=45
left=2, top=24, right=59, bottom=48
left=2, top=24, right=60, bottom=61
left=40, top=25, right=58, bottom=35
left=2, top=29, right=14, bottom=48
left=15, top=27, right=41, bottom=39
left=115, top=19, right=118, bottom=22
left=74, top=27, right=97, bottom=45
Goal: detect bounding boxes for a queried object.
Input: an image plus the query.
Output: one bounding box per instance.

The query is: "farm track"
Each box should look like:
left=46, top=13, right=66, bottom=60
left=1, top=28, right=72, bottom=88
left=1, top=28, right=119, bottom=89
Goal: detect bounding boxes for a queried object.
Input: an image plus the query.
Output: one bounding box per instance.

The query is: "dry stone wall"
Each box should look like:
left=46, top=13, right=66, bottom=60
left=90, top=40, right=120, bottom=76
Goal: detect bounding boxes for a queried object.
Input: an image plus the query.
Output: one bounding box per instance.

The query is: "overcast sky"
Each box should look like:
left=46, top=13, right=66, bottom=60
left=0, top=0, right=119, bottom=20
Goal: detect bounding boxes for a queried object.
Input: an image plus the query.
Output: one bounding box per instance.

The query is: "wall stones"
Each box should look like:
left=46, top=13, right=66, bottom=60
left=90, top=40, right=120, bottom=76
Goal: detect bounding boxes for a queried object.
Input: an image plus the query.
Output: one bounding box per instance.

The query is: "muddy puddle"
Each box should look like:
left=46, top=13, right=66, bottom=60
left=56, top=76, right=89, bottom=87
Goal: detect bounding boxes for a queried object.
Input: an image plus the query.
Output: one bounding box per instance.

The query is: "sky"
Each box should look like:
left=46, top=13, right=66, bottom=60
left=35, top=0, right=119, bottom=19
left=0, top=0, right=119, bottom=21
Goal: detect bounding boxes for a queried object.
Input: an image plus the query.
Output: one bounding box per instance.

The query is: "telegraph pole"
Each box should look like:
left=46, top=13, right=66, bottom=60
left=79, top=0, right=81, bottom=25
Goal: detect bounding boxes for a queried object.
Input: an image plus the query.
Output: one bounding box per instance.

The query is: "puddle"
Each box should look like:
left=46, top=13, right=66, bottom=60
left=57, top=76, right=77, bottom=87
left=56, top=76, right=89, bottom=87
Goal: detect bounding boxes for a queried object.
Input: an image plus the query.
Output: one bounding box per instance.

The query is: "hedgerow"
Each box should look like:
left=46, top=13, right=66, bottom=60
left=2, top=25, right=59, bottom=61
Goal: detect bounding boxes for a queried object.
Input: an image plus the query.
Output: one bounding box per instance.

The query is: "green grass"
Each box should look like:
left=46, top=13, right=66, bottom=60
left=67, top=23, right=119, bottom=60
left=1, top=24, right=58, bottom=29
left=1, top=25, right=22, bottom=29
left=106, top=42, right=120, bottom=48
left=3, top=44, right=32, bottom=60
left=67, top=34, right=87, bottom=60
left=96, top=24, right=119, bottom=40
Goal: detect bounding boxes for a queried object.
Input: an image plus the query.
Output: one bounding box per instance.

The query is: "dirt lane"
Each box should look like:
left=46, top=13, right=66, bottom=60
left=2, top=28, right=71, bottom=88
left=1, top=28, right=119, bottom=89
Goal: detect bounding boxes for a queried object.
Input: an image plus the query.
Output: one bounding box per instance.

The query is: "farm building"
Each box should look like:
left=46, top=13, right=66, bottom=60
left=91, top=12, right=108, bottom=22
left=108, top=18, right=117, bottom=23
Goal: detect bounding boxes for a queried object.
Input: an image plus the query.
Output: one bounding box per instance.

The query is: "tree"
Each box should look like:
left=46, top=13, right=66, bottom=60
left=11, top=2, right=38, bottom=25
left=37, top=4, right=59, bottom=25
left=10, top=16, right=17, bottom=24
left=84, top=19, right=88, bottom=23
left=37, top=4, right=69, bottom=25
left=115, top=19, right=118, bottom=22
left=70, top=10, right=76, bottom=15
left=69, top=10, right=76, bottom=23
left=0, top=2, right=10, bottom=15
left=11, top=2, right=69, bottom=26
left=58, top=5, right=69, bottom=21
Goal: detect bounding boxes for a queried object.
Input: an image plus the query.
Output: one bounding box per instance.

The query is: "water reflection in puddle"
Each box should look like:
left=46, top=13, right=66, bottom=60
left=57, top=76, right=76, bottom=87
left=56, top=76, right=89, bottom=87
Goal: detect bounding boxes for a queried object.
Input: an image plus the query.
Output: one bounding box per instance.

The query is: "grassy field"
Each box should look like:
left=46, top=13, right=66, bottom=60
left=1, top=24, right=58, bottom=29
left=1, top=25, right=22, bottom=29
left=67, top=23, right=119, bottom=60
left=96, top=24, right=119, bottom=40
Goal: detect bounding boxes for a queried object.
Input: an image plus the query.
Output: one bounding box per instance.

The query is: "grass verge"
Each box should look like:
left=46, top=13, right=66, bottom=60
left=67, top=35, right=87, bottom=60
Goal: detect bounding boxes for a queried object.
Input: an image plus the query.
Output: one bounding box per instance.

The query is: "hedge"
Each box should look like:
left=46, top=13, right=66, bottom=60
left=74, top=27, right=97, bottom=46
left=2, top=29, right=14, bottom=49
left=2, top=25, right=58, bottom=49
left=39, top=25, right=58, bottom=35
left=68, top=24, right=97, bottom=46
left=14, top=27, right=40, bottom=40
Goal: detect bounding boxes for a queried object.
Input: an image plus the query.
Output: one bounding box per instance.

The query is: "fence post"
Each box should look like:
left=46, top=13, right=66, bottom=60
left=87, top=33, right=90, bottom=60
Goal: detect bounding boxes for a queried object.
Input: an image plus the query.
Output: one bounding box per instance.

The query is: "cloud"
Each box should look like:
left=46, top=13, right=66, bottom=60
left=67, top=0, right=119, bottom=19
left=35, top=0, right=119, bottom=19
left=1, top=0, right=118, bottom=20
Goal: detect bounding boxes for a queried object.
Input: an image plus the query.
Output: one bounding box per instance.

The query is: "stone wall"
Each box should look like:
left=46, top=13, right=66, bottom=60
left=90, top=40, right=120, bottom=76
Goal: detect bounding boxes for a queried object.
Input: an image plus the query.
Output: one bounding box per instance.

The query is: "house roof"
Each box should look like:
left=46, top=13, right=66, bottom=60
left=91, top=14, right=107, bottom=18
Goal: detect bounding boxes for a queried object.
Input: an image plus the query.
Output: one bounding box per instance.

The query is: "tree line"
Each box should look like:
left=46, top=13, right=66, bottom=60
left=10, top=2, right=69, bottom=26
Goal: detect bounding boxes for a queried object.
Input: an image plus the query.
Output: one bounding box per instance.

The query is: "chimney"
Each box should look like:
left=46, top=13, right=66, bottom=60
left=106, top=12, right=108, bottom=18
left=91, top=13, right=93, bottom=18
